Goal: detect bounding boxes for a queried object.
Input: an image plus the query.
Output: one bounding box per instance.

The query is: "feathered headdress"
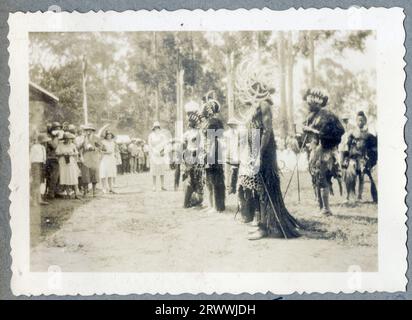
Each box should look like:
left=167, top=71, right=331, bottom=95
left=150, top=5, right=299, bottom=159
left=235, top=53, right=276, bottom=121
left=303, top=88, right=328, bottom=107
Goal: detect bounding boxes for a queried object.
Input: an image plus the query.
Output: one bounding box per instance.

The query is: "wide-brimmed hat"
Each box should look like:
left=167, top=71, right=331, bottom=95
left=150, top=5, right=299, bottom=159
left=81, top=123, right=96, bottom=131
left=67, top=124, right=76, bottom=133
left=63, top=132, right=75, bottom=140
left=52, top=121, right=62, bottom=130
left=37, top=133, right=51, bottom=144
left=104, top=130, right=115, bottom=139
left=152, top=121, right=161, bottom=130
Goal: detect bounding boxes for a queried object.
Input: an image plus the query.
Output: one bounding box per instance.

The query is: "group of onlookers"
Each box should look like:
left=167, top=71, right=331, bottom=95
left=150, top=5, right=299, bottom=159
left=117, top=139, right=148, bottom=175
left=29, top=121, right=149, bottom=206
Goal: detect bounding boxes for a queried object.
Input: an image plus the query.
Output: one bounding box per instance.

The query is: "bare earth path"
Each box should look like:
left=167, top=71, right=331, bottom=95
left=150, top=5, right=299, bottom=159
left=31, top=171, right=378, bottom=272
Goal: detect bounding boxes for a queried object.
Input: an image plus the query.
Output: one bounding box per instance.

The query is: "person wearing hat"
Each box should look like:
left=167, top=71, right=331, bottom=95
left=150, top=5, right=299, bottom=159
left=136, top=139, right=146, bottom=173
left=55, top=132, right=81, bottom=199
left=62, top=121, right=69, bottom=132
left=100, top=130, right=118, bottom=194
left=302, top=88, right=345, bottom=216
left=74, top=126, right=85, bottom=191
left=51, top=121, right=62, bottom=131
left=79, top=124, right=101, bottom=197
left=45, top=121, right=63, bottom=199
left=128, top=139, right=139, bottom=174
left=148, top=121, right=168, bottom=191
left=67, top=124, right=77, bottom=135
left=30, top=133, right=51, bottom=205
left=201, top=95, right=226, bottom=213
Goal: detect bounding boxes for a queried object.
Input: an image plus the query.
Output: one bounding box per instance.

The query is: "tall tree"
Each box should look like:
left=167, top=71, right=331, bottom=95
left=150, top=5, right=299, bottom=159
left=277, top=31, right=289, bottom=139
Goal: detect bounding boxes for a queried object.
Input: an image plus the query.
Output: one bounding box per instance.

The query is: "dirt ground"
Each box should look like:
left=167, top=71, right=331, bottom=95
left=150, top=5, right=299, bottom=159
left=30, top=169, right=378, bottom=272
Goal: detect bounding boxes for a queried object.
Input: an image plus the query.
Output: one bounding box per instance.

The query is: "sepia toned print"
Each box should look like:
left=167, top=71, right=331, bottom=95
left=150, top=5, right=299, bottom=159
left=8, top=8, right=406, bottom=295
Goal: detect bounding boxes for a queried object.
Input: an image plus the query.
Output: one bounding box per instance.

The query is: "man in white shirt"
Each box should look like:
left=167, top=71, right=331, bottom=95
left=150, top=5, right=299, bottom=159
left=30, top=133, right=50, bottom=205
left=128, top=140, right=139, bottom=174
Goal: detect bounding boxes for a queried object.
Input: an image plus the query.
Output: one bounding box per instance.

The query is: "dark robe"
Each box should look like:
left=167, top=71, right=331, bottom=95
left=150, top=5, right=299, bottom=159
left=203, top=116, right=226, bottom=212
left=238, top=127, right=300, bottom=238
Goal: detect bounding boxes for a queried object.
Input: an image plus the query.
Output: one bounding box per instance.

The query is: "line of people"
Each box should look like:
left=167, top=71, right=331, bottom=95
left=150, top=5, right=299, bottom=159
left=173, top=87, right=378, bottom=240
left=176, top=88, right=300, bottom=240
left=118, top=139, right=148, bottom=175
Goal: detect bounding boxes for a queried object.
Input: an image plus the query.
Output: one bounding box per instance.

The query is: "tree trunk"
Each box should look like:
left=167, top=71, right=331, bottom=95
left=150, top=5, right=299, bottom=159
left=286, top=31, right=295, bottom=133
left=226, top=51, right=234, bottom=120
left=152, top=32, right=160, bottom=121
left=309, top=31, right=315, bottom=87
left=175, top=68, right=184, bottom=140
left=81, top=56, right=88, bottom=125
left=278, top=31, right=288, bottom=139
left=144, top=85, right=150, bottom=134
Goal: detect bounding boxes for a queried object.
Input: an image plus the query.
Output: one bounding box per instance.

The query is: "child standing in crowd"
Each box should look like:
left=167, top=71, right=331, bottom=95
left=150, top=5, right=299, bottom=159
left=30, top=133, right=50, bottom=206
left=115, top=143, right=122, bottom=175
left=120, top=143, right=130, bottom=174
left=137, top=140, right=145, bottom=173
left=143, top=142, right=149, bottom=171
left=128, top=139, right=139, bottom=174
left=56, top=132, right=81, bottom=199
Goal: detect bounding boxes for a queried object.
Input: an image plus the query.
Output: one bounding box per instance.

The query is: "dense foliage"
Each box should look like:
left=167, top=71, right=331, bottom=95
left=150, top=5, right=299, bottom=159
left=30, top=31, right=375, bottom=139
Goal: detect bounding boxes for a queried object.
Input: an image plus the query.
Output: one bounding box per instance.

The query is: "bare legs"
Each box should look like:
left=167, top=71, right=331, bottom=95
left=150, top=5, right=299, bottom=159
left=152, top=176, right=156, bottom=191
left=64, top=185, right=81, bottom=200
left=152, top=175, right=166, bottom=191
left=101, top=177, right=107, bottom=193
left=108, top=177, right=115, bottom=193
left=101, top=177, right=116, bottom=194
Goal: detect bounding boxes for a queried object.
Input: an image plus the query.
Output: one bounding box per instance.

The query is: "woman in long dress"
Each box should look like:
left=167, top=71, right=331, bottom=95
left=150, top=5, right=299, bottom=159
left=100, top=130, right=117, bottom=194
left=148, top=121, right=168, bottom=191
left=56, top=132, right=81, bottom=199
left=238, top=97, right=301, bottom=240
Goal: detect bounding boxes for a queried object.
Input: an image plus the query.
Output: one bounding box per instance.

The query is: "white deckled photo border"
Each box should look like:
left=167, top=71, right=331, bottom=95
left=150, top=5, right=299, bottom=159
left=8, top=8, right=407, bottom=295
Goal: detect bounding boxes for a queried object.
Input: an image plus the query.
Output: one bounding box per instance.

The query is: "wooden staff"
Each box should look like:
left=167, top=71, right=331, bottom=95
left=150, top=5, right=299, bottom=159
left=282, top=131, right=310, bottom=200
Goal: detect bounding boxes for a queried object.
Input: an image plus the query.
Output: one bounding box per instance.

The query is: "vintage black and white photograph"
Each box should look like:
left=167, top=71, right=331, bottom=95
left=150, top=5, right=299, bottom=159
left=28, top=29, right=379, bottom=272
left=7, top=9, right=406, bottom=295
